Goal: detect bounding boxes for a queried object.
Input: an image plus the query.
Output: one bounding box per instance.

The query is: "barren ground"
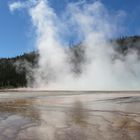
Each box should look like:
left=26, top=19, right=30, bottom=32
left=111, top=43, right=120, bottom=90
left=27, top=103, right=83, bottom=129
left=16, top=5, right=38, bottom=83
left=0, top=91, right=139, bottom=140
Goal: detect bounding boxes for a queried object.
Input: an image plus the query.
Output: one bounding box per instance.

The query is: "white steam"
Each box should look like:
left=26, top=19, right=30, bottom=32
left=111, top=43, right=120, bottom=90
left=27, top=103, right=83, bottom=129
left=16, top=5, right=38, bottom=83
left=9, top=0, right=140, bottom=90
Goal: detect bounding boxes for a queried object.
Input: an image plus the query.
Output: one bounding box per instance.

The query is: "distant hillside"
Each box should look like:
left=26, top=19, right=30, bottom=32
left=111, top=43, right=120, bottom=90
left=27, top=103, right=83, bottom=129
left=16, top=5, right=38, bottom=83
left=0, top=36, right=140, bottom=89
left=0, top=51, right=38, bottom=88
left=115, top=36, right=140, bottom=54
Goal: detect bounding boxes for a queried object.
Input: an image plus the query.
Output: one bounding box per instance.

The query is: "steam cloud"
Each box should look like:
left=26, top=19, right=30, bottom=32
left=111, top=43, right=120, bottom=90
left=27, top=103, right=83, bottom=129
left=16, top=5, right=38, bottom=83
left=9, top=0, right=140, bottom=90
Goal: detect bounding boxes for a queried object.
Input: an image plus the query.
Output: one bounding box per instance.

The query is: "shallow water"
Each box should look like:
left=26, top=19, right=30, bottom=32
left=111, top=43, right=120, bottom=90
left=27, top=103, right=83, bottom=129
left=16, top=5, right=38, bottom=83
left=0, top=91, right=140, bottom=140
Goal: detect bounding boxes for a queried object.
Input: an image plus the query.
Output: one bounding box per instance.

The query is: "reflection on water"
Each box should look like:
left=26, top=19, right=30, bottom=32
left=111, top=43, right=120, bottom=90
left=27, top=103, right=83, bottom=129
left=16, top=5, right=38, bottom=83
left=0, top=92, right=140, bottom=140
left=0, top=99, right=40, bottom=121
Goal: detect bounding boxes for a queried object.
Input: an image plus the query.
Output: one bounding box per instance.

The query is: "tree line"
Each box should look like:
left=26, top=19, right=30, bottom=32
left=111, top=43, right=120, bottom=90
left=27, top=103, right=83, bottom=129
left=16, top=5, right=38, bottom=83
left=0, top=36, right=140, bottom=89
left=0, top=51, right=38, bottom=89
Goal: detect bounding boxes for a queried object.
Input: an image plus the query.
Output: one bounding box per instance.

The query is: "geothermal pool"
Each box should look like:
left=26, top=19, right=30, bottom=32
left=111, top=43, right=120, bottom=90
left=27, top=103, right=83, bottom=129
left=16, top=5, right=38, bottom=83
left=0, top=91, right=139, bottom=140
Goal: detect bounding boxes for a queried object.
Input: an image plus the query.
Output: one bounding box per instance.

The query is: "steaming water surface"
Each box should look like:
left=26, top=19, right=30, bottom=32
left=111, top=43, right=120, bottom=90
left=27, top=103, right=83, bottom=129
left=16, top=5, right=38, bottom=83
left=0, top=91, right=139, bottom=140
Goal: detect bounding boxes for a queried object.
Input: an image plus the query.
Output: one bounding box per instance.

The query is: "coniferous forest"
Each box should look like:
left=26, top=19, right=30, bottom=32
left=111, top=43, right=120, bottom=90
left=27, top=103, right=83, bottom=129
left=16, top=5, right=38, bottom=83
left=0, top=52, right=38, bottom=88
left=0, top=36, right=140, bottom=89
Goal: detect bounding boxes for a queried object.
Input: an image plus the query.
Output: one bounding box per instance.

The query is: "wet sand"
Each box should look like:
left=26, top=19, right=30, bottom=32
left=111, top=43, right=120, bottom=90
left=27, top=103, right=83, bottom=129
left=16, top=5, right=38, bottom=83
left=0, top=91, right=140, bottom=140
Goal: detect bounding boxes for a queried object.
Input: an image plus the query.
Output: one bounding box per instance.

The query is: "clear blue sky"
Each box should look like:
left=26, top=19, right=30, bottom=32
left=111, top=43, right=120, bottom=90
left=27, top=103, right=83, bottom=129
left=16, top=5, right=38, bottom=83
left=0, top=0, right=140, bottom=58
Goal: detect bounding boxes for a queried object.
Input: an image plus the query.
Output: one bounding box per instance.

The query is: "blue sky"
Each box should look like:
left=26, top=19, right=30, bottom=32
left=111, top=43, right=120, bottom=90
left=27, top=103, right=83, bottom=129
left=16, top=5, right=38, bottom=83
left=0, top=0, right=140, bottom=58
